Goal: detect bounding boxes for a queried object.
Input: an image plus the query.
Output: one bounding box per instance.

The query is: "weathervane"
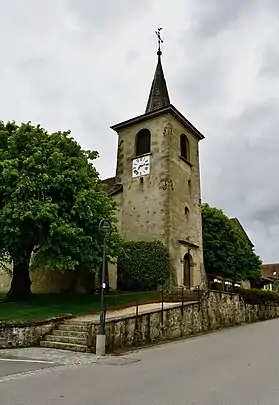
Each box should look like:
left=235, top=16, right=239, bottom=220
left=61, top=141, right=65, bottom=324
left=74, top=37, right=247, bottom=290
left=155, top=27, right=163, bottom=54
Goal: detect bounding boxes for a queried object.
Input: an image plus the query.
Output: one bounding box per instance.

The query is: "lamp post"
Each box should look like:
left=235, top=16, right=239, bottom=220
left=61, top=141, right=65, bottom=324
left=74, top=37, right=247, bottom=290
left=96, top=218, right=112, bottom=356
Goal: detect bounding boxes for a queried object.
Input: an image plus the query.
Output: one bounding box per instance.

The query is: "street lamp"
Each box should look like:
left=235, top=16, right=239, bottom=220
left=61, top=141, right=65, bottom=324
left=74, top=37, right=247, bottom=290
left=96, top=218, right=112, bottom=356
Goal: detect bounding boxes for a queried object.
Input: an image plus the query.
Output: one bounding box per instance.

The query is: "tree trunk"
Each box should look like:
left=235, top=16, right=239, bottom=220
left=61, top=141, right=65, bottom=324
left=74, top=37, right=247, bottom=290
left=5, top=249, right=33, bottom=302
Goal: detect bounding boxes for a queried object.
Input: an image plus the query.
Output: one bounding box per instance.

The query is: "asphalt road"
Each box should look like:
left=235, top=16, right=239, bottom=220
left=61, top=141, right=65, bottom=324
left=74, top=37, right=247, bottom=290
left=1, top=319, right=279, bottom=404
left=0, top=357, right=57, bottom=378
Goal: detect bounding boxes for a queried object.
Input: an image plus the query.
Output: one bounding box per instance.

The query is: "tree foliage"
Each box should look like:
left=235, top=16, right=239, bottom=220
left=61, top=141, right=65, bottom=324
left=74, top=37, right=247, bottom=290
left=117, top=240, right=172, bottom=291
left=0, top=121, right=121, bottom=300
left=202, top=203, right=262, bottom=281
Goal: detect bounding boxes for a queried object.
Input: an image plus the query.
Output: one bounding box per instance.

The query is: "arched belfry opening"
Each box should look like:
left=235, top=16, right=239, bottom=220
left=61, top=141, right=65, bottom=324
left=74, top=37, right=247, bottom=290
left=183, top=253, right=192, bottom=287
left=135, top=129, right=151, bottom=156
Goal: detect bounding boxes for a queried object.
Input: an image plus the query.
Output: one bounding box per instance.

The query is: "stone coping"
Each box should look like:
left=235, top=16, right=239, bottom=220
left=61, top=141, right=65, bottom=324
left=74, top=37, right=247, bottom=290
left=0, top=314, right=73, bottom=328
left=208, top=289, right=239, bottom=296
left=72, top=301, right=197, bottom=325
left=0, top=293, right=204, bottom=328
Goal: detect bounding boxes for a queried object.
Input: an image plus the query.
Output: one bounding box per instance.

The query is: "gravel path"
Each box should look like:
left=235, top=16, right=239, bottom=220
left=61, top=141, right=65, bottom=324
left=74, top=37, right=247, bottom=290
left=73, top=301, right=188, bottom=322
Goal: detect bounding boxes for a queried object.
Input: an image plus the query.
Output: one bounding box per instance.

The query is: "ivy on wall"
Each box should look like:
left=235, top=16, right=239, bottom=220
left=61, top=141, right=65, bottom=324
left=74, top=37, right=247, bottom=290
left=117, top=240, right=172, bottom=291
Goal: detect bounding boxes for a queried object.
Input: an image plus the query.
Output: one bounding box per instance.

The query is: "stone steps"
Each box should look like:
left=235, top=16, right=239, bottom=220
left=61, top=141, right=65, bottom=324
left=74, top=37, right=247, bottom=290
left=39, top=320, right=91, bottom=352
left=44, top=334, right=87, bottom=346
left=39, top=291, right=200, bottom=354
left=40, top=340, right=88, bottom=352
left=51, top=330, right=87, bottom=339
left=58, top=323, right=88, bottom=332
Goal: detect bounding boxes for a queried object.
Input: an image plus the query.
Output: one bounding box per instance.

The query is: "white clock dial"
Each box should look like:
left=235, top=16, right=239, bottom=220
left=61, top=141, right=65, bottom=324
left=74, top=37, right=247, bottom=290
left=132, top=155, right=150, bottom=178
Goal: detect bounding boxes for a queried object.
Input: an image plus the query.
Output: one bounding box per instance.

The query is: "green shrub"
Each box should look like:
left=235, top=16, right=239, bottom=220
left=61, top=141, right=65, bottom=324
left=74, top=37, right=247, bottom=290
left=273, top=280, right=279, bottom=293
left=239, top=288, right=279, bottom=305
left=117, top=240, right=172, bottom=291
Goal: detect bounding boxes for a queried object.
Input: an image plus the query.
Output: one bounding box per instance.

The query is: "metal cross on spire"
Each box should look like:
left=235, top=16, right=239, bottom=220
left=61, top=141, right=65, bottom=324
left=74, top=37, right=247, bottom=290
left=145, top=27, right=170, bottom=113
left=155, top=28, right=163, bottom=55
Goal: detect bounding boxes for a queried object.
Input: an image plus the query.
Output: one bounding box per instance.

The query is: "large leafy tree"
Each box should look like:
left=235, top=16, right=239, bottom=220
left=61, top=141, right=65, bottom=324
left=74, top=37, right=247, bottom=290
left=0, top=121, right=120, bottom=300
left=202, top=203, right=262, bottom=281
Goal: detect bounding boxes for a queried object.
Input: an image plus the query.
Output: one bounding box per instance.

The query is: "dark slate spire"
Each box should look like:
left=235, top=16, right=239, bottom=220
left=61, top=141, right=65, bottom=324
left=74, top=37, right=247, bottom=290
left=145, top=28, right=170, bottom=113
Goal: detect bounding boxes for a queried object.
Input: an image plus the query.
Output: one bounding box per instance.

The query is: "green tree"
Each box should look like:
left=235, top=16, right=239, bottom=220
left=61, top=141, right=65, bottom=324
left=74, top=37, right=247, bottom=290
left=202, top=203, right=262, bottom=281
left=0, top=121, right=120, bottom=300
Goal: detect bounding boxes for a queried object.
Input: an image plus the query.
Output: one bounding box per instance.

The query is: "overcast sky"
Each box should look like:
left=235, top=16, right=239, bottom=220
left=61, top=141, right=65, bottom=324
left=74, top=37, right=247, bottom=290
left=0, top=0, right=278, bottom=263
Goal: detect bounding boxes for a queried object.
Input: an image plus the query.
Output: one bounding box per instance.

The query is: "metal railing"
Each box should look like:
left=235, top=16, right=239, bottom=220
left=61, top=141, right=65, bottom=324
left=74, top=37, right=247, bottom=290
left=102, top=280, right=209, bottom=325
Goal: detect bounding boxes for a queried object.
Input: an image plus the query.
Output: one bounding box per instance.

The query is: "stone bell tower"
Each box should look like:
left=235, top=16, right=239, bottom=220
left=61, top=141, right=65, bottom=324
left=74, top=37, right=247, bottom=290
left=106, top=30, right=206, bottom=288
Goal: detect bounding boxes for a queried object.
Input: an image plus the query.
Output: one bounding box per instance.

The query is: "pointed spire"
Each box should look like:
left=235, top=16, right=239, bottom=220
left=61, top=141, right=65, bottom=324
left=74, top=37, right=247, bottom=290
left=145, top=28, right=170, bottom=113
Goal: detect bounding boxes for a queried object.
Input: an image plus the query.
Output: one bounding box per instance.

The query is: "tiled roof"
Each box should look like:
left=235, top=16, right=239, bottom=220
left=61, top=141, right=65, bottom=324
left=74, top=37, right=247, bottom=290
left=101, top=177, right=123, bottom=196
left=145, top=51, right=170, bottom=113
left=102, top=177, right=116, bottom=193
left=261, top=263, right=279, bottom=279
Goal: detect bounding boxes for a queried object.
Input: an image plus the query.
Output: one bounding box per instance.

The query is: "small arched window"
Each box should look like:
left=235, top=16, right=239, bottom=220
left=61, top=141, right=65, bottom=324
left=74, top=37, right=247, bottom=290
left=180, top=134, right=190, bottom=161
left=135, top=129, right=151, bottom=156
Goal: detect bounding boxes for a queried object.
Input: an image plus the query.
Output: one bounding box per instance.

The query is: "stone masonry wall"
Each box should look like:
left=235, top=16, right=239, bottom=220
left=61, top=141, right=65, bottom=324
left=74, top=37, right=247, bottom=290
left=0, top=264, right=99, bottom=294
left=1, top=291, right=278, bottom=351
left=0, top=319, right=58, bottom=349
left=115, top=114, right=170, bottom=243
left=0, top=267, right=79, bottom=294
left=87, top=290, right=279, bottom=353
left=168, top=118, right=205, bottom=286
left=112, top=112, right=206, bottom=288
left=0, top=267, right=11, bottom=293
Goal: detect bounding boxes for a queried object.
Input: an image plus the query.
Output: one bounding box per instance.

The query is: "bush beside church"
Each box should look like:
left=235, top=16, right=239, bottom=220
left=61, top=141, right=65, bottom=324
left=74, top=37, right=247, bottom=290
left=117, top=240, right=173, bottom=291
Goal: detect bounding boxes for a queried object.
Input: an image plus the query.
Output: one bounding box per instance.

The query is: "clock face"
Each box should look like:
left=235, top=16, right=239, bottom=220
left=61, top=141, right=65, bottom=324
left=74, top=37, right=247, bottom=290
left=132, top=155, right=150, bottom=178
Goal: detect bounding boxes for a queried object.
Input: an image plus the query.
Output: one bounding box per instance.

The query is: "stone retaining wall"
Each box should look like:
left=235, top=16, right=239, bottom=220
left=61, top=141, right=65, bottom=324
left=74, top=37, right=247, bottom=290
left=0, top=317, right=68, bottom=349
left=1, top=291, right=279, bottom=351
left=87, top=290, right=279, bottom=352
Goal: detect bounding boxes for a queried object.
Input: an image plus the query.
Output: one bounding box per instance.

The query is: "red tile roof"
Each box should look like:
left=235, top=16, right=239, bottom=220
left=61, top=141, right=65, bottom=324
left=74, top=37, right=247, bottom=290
left=261, top=263, right=279, bottom=279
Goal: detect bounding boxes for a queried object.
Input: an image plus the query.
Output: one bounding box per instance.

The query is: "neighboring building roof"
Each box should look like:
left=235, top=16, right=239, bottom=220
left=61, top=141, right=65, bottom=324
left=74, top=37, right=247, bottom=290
left=261, top=263, right=279, bottom=280
left=230, top=217, right=254, bottom=248
left=101, top=177, right=123, bottom=196
left=102, top=176, right=115, bottom=192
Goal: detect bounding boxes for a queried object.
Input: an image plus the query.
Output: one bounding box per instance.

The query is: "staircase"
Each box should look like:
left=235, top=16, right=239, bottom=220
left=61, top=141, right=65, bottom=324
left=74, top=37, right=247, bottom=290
left=39, top=287, right=206, bottom=353
left=40, top=320, right=89, bottom=352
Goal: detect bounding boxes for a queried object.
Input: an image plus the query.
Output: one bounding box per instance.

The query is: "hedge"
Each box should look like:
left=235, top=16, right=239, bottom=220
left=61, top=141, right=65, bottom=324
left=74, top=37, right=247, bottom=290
left=117, top=240, right=172, bottom=291
left=239, top=288, right=279, bottom=305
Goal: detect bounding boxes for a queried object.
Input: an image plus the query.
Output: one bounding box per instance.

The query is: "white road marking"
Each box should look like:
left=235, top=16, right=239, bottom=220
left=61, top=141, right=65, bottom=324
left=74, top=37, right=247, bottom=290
left=0, top=358, right=55, bottom=364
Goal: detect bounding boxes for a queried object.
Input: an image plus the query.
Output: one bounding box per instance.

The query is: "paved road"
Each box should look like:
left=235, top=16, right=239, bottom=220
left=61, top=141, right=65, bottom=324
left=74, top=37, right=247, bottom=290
left=1, top=319, right=279, bottom=404
left=0, top=357, right=57, bottom=378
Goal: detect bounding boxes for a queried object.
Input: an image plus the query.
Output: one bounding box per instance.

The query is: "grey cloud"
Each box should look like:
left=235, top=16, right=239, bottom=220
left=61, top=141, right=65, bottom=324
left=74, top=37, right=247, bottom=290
left=204, top=99, right=279, bottom=261
left=191, top=0, right=256, bottom=37
left=68, top=0, right=150, bottom=30
left=173, top=0, right=279, bottom=262
left=259, top=45, right=279, bottom=78
left=1, top=0, right=279, bottom=263
left=174, top=54, right=230, bottom=110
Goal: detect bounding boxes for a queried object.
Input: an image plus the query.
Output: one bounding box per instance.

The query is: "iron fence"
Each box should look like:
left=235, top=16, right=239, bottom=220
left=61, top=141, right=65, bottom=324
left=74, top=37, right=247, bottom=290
left=102, top=284, right=208, bottom=325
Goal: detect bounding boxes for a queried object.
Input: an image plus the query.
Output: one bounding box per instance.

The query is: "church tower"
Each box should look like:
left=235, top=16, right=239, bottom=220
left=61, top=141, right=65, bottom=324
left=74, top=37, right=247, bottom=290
left=108, top=30, right=206, bottom=288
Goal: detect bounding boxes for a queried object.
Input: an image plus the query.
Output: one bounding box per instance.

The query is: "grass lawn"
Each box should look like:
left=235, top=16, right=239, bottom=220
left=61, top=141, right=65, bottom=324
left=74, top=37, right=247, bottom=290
left=0, top=291, right=161, bottom=323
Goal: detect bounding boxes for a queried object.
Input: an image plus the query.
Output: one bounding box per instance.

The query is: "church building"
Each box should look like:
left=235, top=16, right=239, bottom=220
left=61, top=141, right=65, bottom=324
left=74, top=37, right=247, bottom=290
left=104, top=33, right=206, bottom=290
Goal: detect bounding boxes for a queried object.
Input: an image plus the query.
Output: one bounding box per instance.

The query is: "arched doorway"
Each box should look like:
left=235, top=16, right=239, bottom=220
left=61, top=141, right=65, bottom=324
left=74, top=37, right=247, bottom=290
left=183, top=253, right=191, bottom=288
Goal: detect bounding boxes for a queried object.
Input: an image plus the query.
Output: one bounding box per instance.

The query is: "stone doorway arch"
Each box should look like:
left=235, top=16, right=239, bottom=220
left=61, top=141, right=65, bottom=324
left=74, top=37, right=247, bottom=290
left=183, top=253, right=192, bottom=288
